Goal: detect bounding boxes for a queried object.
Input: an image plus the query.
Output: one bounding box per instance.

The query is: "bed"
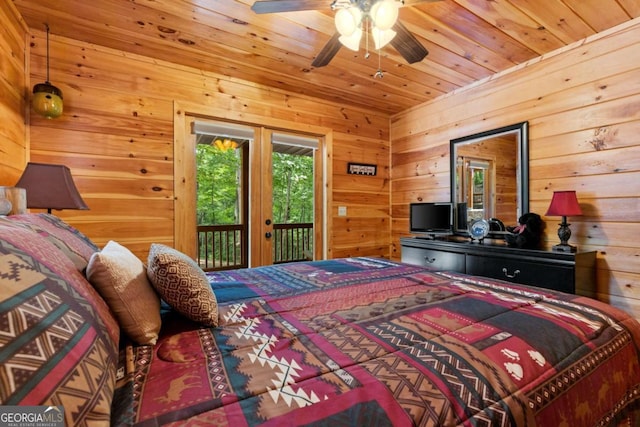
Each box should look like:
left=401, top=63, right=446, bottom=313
left=114, top=257, right=640, bottom=426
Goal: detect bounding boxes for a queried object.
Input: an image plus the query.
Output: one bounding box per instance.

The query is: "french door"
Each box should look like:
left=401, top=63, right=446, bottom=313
left=252, top=129, right=322, bottom=267
left=189, top=119, right=323, bottom=269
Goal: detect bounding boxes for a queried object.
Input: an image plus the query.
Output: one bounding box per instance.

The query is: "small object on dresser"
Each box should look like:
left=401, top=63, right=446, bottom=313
left=469, top=219, right=490, bottom=241
left=488, top=218, right=505, bottom=231
left=505, top=212, right=543, bottom=249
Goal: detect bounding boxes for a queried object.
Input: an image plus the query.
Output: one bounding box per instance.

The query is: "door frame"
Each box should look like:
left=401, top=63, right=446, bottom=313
left=173, top=101, right=332, bottom=264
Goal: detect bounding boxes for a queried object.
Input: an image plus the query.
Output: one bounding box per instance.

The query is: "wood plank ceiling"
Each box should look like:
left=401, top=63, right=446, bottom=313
left=13, top=0, right=640, bottom=115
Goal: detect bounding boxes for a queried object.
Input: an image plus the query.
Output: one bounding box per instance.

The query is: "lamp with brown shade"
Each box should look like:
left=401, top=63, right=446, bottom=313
left=15, top=163, right=89, bottom=214
left=546, top=190, right=582, bottom=253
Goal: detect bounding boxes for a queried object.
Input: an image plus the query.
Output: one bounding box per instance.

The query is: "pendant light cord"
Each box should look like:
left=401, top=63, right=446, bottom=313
left=45, top=23, right=50, bottom=83
left=364, top=17, right=370, bottom=59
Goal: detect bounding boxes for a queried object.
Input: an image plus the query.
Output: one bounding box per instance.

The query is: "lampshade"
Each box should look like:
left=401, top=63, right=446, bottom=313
left=545, top=191, right=582, bottom=217
left=339, top=28, right=363, bottom=51
left=213, top=138, right=238, bottom=151
left=372, top=27, right=397, bottom=50
left=370, top=0, right=399, bottom=31
left=15, top=162, right=89, bottom=213
left=335, top=7, right=361, bottom=37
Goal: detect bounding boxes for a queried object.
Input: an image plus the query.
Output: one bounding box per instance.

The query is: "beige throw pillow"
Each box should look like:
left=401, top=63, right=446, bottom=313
left=87, top=240, right=161, bottom=344
left=146, top=243, right=218, bottom=327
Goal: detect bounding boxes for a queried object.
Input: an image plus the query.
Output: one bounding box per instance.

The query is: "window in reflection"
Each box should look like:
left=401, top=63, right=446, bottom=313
left=456, top=156, right=494, bottom=222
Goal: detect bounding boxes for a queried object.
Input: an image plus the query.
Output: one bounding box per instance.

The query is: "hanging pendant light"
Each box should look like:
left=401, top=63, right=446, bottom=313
left=213, top=138, right=238, bottom=151
left=32, top=24, right=63, bottom=119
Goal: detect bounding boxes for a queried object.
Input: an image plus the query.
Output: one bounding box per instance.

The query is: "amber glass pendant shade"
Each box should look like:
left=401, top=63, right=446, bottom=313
left=32, top=24, right=63, bottom=119
left=32, top=82, right=63, bottom=119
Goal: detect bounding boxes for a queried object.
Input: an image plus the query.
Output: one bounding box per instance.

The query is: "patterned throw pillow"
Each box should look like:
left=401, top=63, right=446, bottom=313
left=87, top=241, right=162, bottom=345
left=8, top=213, right=99, bottom=272
left=146, top=243, right=218, bottom=327
left=0, top=223, right=118, bottom=426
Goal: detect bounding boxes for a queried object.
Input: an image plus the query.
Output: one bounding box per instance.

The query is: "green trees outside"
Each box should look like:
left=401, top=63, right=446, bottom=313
left=271, top=152, right=314, bottom=224
left=196, top=143, right=314, bottom=226
left=196, top=144, right=242, bottom=225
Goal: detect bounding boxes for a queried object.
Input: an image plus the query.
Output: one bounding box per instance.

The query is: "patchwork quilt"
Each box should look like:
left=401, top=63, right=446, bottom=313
left=114, top=257, right=640, bottom=426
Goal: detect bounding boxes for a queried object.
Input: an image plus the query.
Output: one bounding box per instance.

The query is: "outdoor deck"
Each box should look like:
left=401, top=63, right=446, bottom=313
left=197, top=223, right=313, bottom=271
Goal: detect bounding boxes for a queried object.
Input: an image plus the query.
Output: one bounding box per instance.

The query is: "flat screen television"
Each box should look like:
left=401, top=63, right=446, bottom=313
left=409, top=202, right=453, bottom=236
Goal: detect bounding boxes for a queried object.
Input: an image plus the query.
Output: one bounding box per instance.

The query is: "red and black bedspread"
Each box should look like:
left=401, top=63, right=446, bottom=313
left=115, top=257, right=640, bottom=426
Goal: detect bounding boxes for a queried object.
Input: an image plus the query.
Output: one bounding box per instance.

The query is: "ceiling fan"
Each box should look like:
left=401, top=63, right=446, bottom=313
left=251, top=0, right=440, bottom=68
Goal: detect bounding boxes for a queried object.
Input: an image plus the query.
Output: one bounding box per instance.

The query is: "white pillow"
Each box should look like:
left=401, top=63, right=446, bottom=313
left=87, top=241, right=161, bottom=344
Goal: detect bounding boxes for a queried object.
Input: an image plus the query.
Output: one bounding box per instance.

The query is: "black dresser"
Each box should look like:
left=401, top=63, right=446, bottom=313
left=400, top=236, right=596, bottom=295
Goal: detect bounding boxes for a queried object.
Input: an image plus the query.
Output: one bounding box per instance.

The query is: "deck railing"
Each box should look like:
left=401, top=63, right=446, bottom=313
left=273, top=223, right=313, bottom=264
left=197, top=222, right=313, bottom=271
left=197, top=224, right=246, bottom=271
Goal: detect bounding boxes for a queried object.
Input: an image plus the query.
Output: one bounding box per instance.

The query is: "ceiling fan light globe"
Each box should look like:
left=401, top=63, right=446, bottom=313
left=339, top=28, right=363, bottom=51
left=370, top=0, right=399, bottom=31
left=372, top=28, right=396, bottom=49
left=335, top=7, right=361, bottom=36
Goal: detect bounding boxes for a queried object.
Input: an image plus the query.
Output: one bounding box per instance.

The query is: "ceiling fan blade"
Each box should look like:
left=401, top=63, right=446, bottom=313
left=390, top=20, right=428, bottom=64
left=251, top=0, right=330, bottom=14
left=311, top=33, right=342, bottom=67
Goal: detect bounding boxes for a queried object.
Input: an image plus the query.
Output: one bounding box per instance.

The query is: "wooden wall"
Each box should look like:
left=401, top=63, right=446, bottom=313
left=3, top=4, right=639, bottom=319
left=0, top=1, right=28, bottom=183
left=0, top=20, right=391, bottom=262
left=390, top=18, right=640, bottom=318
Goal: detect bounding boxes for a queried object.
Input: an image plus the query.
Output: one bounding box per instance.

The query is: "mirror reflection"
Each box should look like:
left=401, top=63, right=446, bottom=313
left=450, top=122, right=529, bottom=234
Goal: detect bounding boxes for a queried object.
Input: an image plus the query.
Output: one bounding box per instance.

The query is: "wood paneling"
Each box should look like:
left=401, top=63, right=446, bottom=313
left=390, top=19, right=640, bottom=319
left=20, top=30, right=390, bottom=262
left=12, top=0, right=640, bottom=115
left=2, top=2, right=639, bottom=323
left=0, top=1, right=28, bottom=183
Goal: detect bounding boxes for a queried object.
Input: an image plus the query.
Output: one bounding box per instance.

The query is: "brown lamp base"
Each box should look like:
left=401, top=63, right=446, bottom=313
left=553, top=217, right=577, bottom=253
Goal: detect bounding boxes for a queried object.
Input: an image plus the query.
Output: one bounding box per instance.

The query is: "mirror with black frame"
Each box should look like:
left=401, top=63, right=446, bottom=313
left=450, top=122, right=529, bottom=237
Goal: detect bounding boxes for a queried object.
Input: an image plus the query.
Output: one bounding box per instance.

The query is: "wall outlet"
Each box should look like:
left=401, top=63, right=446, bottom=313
left=338, top=206, right=347, bottom=216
